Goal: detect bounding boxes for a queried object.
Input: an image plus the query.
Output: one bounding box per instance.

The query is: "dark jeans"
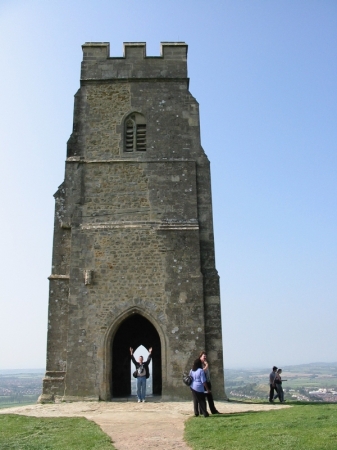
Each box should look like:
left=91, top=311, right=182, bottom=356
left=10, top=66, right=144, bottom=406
left=191, top=388, right=209, bottom=417
left=269, top=384, right=275, bottom=402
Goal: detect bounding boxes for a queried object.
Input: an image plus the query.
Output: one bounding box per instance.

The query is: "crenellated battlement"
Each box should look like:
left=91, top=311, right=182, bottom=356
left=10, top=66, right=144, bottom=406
left=82, top=42, right=110, bottom=60
left=81, top=41, right=188, bottom=80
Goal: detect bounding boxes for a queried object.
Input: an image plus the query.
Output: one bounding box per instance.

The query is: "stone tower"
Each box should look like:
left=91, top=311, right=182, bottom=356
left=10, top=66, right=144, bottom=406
left=40, top=42, right=225, bottom=402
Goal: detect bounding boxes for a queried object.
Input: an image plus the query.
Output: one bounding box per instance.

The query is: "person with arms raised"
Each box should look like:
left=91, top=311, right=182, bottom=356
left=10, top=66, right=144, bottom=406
left=130, top=347, right=152, bottom=402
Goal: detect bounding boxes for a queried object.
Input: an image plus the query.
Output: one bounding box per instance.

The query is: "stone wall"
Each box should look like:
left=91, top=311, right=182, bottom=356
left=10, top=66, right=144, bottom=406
left=40, top=42, right=226, bottom=403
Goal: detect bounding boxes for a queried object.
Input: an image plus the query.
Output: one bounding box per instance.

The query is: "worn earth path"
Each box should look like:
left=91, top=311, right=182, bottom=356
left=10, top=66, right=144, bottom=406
left=0, top=400, right=289, bottom=449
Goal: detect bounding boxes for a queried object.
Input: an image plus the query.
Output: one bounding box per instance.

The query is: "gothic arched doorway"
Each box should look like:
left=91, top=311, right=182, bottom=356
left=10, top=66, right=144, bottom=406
left=112, top=313, right=162, bottom=397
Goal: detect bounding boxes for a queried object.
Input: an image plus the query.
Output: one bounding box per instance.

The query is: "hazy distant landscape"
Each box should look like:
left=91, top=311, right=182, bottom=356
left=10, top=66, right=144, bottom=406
left=226, top=362, right=337, bottom=402
left=0, top=370, right=43, bottom=408
left=0, top=368, right=152, bottom=407
left=1, top=362, right=336, bottom=408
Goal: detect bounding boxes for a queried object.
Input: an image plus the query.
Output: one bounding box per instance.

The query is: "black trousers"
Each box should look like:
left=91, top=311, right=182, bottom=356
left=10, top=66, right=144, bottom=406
left=205, top=381, right=218, bottom=413
left=274, top=383, right=284, bottom=402
left=199, top=381, right=218, bottom=414
left=269, top=384, right=275, bottom=401
left=191, top=388, right=209, bottom=417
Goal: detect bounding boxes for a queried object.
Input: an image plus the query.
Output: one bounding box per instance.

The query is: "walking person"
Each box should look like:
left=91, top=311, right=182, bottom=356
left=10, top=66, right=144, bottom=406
left=130, top=347, right=152, bottom=402
left=274, top=369, right=286, bottom=402
left=199, top=351, right=221, bottom=414
left=269, top=366, right=278, bottom=402
left=189, top=358, right=211, bottom=417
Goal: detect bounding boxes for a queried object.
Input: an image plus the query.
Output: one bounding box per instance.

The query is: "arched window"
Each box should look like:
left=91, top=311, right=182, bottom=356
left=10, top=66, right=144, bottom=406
left=124, top=113, right=146, bottom=152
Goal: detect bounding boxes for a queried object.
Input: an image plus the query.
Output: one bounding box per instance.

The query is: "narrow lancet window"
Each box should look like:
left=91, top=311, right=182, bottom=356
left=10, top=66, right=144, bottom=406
left=124, top=113, right=146, bottom=152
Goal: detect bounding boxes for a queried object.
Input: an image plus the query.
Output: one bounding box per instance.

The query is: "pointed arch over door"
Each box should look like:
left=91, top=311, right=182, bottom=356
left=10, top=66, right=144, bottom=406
left=112, top=313, right=162, bottom=397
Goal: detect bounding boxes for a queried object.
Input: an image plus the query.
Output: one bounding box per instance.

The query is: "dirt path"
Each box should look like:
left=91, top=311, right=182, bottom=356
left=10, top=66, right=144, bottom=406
left=0, top=400, right=289, bottom=449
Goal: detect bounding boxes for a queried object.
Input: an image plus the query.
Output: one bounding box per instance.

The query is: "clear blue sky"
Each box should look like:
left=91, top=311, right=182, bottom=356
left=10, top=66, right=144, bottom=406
left=0, top=0, right=336, bottom=370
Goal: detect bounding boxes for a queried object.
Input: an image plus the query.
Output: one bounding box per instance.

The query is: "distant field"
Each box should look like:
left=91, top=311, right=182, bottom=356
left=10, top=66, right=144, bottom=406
left=1, top=364, right=336, bottom=405
left=0, top=401, right=36, bottom=409
left=225, top=362, right=337, bottom=402
left=0, top=372, right=43, bottom=410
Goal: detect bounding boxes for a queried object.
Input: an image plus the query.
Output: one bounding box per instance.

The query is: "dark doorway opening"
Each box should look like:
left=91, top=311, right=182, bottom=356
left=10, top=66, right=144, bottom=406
left=112, top=313, right=162, bottom=397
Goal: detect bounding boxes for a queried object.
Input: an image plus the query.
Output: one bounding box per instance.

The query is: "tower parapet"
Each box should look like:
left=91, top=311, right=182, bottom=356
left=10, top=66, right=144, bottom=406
left=81, top=41, right=188, bottom=80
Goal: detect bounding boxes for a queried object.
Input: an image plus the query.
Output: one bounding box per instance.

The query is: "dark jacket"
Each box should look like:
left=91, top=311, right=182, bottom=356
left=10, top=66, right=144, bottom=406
left=131, top=353, right=152, bottom=379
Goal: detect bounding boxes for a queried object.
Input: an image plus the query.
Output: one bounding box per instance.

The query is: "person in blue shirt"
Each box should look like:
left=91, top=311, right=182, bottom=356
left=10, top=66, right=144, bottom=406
left=189, top=358, right=211, bottom=417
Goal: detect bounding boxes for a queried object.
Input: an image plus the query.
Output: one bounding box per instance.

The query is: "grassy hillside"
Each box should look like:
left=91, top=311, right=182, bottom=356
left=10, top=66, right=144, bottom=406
left=185, top=403, right=337, bottom=449
left=0, top=415, right=115, bottom=449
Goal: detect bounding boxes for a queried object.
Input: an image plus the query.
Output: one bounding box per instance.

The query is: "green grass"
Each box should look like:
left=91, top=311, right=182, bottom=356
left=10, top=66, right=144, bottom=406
left=0, top=401, right=38, bottom=410
left=0, top=415, right=115, bottom=449
left=184, top=403, right=337, bottom=450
